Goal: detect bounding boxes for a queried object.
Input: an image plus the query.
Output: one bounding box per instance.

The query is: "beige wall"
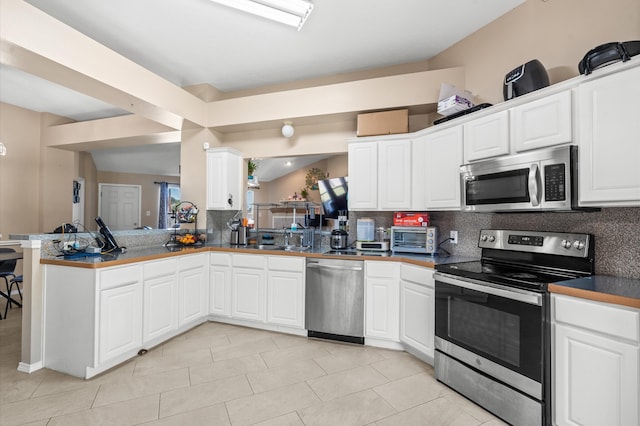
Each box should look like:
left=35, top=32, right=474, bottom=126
left=97, top=171, right=180, bottom=229
left=0, top=103, right=42, bottom=237
left=429, top=0, right=640, bottom=105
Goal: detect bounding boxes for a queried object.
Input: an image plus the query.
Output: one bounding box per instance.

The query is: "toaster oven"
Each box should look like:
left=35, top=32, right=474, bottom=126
left=390, top=226, right=438, bottom=254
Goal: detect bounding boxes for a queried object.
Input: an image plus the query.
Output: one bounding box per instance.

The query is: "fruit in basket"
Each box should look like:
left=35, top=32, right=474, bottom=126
left=180, top=233, right=196, bottom=245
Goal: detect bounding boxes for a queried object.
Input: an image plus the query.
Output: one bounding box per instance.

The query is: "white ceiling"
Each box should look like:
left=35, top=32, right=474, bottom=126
left=1, top=0, right=525, bottom=176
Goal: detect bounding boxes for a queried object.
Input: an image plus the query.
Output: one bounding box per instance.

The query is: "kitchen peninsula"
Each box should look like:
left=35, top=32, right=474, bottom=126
left=21, top=232, right=636, bottom=381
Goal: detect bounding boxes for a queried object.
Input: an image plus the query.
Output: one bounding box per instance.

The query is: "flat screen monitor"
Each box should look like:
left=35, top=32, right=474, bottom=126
left=317, top=177, right=348, bottom=219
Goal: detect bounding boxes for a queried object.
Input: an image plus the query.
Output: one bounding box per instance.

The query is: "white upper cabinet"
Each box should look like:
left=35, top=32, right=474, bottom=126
left=463, top=110, right=510, bottom=162
left=378, top=139, right=412, bottom=210
left=348, top=138, right=412, bottom=210
left=411, top=137, right=428, bottom=210
left=578, top=64, right=640, bottom=207
left=424, top=126, right=463, bottom=210
left=206, top=147, right=243, bottom=210
left=348, top=141, right=378, bottom=210
left=511, top=90, right=572, bottom=152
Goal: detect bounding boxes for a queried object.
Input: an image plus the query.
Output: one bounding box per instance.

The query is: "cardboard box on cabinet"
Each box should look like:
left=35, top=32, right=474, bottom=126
left=357, top=109, right=409, bottom=137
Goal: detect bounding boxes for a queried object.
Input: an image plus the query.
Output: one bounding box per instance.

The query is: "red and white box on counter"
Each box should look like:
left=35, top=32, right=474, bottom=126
left=393, top=212, right=430, bottom=227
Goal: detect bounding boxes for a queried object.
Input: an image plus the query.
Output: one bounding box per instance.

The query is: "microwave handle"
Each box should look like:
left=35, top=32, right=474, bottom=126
left=528, top=164, right=541, bottom=206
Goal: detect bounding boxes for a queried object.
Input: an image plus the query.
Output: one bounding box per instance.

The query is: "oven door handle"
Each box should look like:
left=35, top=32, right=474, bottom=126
left=528, top=163, right=541, bottom=207
left=434, top=272, right=542, bottom=306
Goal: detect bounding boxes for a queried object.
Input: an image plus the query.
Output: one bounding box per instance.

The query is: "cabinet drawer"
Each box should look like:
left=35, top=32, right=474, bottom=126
left=233, top=253, right=266, bottom=269
left=400, top=263, right=432, bottom=286
left=99, top=265, right=143, bottom=290
left=268, top=255, right=304, bottom=272
left=210, top=252, right=232, bottom=267
left=143, top=258, right=177, bottom=279
left=553, top=294, right=640, bottom=342
left=366, top=261, right=399, bottom=278
left=179, top=253, right=207, bottom=271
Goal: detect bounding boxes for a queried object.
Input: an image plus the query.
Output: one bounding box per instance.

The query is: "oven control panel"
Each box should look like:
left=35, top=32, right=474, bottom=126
left=478, top=229, right=592, bottom=258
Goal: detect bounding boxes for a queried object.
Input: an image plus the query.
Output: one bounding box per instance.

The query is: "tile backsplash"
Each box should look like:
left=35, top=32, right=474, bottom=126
left=353, top=208, right=640, bottom=280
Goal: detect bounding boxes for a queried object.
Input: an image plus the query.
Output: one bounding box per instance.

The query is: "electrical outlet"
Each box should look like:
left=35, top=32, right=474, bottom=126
left=450, top=230, right=458, bottom=244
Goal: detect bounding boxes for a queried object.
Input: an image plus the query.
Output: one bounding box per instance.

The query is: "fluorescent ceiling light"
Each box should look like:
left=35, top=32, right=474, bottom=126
left=207, top=0, right=314, bottom=30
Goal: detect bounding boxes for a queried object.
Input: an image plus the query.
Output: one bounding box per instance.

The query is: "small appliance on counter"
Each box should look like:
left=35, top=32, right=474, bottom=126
left=330, top=229, right=349, bottom=250
left=356, top=218, right=375, bottom=242
left=356, top=240, right=390, bottom=252
left=503, top=59, right=550, bottom=101
left=391, top=226, right=438, bottom=255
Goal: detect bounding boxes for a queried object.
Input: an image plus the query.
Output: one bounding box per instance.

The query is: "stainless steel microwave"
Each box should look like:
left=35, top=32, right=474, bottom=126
left=461, top=145, right=587, bottom=212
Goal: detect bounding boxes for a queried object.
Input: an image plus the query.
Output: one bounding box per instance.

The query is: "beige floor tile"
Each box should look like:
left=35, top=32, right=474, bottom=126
left=134, top=347, right=213, bottom=376
left=211, top=337, right=279, bottom=362
left=251, top=412, right=304, bottom=426
left=298, top=389, right=397, bottom=426
left=306, top=365, right=389, bottom=402
left=375, top=397, right=481, bottom=426
left=313, top=346, right=387, bottom=374
left=161, top=333, right=230, bottom=355
left=46, top=394, right=159, bottom=426
left=225, top=382, right=320, bottom=426
left=159, top=374, right=252, bottom=418
left=0, top=368, right=49, bottom=404
left=247, top=358, right=326, bottom=393
left=182, top=321, right=244, bottom=339
left=189, top=353, right=268, bottom=385
left=0, top=385, right=99, bottom=426
left=373, top=372, right=447, bottom=411
left=139, top=403, right=230, bottom=425
left=260, top=341, right=332, bottom=368
left=226, top=327, right=279, bottom=344
left=370, top=351, right=433, bottom=381
left=30, top=370, right=99, bottom=399
left=18, top=420, right=50, bottom=426
left=270, top=332, right=311, bottom=349
left=93, top=367, right=190, bottom=407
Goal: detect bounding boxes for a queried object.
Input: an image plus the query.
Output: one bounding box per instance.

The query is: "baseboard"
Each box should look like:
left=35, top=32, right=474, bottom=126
left=17, top=361, right=43, bottom=374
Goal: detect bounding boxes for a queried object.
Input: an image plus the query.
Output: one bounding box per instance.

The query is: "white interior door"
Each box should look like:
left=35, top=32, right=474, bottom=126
left=99, top=184, right=141, bottom=230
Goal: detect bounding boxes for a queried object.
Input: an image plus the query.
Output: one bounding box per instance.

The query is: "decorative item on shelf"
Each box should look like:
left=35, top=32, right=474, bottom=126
left=247, top=159, right=258, bottom=178
left=305, top=167, right=328, bottom=191
left=300, top=188, right=309, bottom=200
left=166, top=201, right=204, bottom=247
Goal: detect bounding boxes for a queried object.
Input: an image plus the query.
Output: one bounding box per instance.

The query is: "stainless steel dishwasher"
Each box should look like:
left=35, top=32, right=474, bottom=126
left=305, top=257, right=365, bottom=344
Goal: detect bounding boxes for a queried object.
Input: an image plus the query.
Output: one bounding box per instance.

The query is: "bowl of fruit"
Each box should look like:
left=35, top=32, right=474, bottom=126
left=177, top=233, right=198, bottom=245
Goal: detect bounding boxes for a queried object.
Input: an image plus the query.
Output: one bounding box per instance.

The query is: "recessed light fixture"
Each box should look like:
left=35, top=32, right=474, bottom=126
left=0, top=142, right=6, bottom=156
left=285, top=160, right=292, bottom=166
left=207, top=0, right=314, bottom=30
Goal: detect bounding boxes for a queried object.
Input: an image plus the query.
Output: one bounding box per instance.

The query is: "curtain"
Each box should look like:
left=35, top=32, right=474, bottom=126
left=158, top=182, right=169, bottom=229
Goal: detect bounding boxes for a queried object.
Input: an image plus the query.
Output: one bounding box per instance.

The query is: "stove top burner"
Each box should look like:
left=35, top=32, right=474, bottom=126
left=436, top=260, right=582, bottom=292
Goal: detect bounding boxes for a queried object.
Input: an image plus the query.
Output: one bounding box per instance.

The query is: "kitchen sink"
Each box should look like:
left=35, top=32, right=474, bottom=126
left=244, top=244, right=311, bottom=252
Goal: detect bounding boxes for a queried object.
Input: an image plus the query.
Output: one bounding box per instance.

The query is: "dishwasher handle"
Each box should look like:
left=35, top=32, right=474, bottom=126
left=307, top=262, right=363, bottom=271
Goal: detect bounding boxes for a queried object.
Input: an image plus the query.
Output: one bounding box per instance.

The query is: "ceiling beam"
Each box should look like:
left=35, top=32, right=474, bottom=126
left=0, top=0, right=206, bottom=129
left=42, top=114, right=181, bottom=151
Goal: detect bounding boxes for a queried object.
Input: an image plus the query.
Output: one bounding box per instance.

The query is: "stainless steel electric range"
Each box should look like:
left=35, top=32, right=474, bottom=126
left=434, top=229, right=595, bottom=426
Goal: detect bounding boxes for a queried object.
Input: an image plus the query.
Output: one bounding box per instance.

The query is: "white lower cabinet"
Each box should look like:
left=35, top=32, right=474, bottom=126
left=552, top=294, right=640, bottom=426
left=143, top=259, right=178, bottom=344
left=98, top=270, right=143, bottom=364
left=210, top=252, right=232, bottom=317
left=399, top=264, right=434, bottom=362
left=365, top=261, right=400, bottom=342
left=231, top=254, right=267, bottom=322
left=267, top=256, right=305, bottom=328
left=178, top=253, right=209, bottom=326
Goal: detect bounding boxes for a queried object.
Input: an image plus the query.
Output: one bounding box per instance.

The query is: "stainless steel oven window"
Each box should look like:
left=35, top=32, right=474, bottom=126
left=435, top=280, right=543, bottom=383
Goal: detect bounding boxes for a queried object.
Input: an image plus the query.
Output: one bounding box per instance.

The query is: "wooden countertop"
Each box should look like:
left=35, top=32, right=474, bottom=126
left=549, top=276, right=640, bottom=309
left=40, top=244, right=639, bottom=308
